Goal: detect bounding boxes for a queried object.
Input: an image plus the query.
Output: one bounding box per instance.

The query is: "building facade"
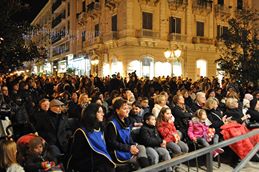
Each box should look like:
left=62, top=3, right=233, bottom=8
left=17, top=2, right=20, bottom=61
left=32, top=0, right=254, bottom=79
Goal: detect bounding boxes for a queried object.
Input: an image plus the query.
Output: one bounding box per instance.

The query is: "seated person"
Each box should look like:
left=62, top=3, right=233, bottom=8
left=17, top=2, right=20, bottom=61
left=246, top=98, right=259, bottom=124
left=139, top=113, right=172, bottom=172
left=105, top=99, right=150, bottom=171
left=156, top=107, right=189, bottom=157
left=221, top=115, right=259, bottom=162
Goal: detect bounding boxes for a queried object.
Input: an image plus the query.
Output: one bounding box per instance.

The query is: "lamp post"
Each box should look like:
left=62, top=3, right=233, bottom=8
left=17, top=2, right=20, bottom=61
left=164, top=46, right=182, bottom=76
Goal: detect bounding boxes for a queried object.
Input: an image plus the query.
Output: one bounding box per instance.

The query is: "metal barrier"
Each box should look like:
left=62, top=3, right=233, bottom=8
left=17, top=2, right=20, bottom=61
left=135, top=129, right=259, bottom=172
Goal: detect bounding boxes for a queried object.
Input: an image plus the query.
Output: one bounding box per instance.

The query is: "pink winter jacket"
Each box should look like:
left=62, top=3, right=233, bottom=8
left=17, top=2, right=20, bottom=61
left=188, top=117, right=209, bottom=141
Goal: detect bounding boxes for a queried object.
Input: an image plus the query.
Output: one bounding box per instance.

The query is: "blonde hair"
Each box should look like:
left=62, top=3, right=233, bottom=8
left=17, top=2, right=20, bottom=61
left=205, top=97, right=218, bottom=110
left=195, top=109, right=207, bottom=119
left=225, top=98, right=238, bottom=109
left=0, top=140, right=17, bottom=169
left=78, top=93, right=90, bottom=105
left=155, top=94, right=166, bottom=104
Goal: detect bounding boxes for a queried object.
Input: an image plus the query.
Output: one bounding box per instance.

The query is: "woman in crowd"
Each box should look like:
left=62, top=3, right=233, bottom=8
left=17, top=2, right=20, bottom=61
left=152, top=94, right=170, bottom=118
left=172, top=94, right=193, bottom=140
left=156, top=107, right=189, bottom=157
left=205, top=97, right=227, bottom=137
left=0, top=139, right=25, bottom=172
left=247, top=98, right=259, bottom=123
left=68, top=103, right=116, bottom=172
left=105, top=99, right=150, bottom=171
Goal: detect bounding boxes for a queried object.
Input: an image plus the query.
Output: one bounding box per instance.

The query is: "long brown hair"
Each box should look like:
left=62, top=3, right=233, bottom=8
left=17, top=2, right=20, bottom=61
left=156, top=107, right=171, bottom=125
left=0, top=139, right=17, bottom=169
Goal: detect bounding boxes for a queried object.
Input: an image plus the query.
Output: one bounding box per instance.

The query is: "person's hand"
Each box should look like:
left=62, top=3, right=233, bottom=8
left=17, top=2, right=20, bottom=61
left=160, top=140, right=166, bottom=148
left=222, top=115, right=227, bottom=122
left=193, top=137, right=197, bottom=143
left=130, top=145, right=139, bottom=155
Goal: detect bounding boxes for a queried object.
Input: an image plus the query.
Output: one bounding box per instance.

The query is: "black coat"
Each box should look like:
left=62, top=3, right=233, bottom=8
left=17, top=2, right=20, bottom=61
left=139, top=123, right=162, bottom=147
left=36, top=111, right=73, bottom=153
left=247, top=109, right=259, bottom=123
left=68, top=129, right=115, bottom=172
left=172, top=105, right=193, bottom=135
left=206, top=109, right=224, bottom=135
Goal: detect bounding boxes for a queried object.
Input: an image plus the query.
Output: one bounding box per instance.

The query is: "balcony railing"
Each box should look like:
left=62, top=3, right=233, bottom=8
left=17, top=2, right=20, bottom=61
left=105, top=0, right=119, bottom=9
left=52, top=0, right=65, bottom=13
left=103, top=31, right=119, bottom=41
left=136, top=29, right=160, bottom=39
left=77, top=12, right=86, bottom=24
left=52, top=11, right=66, bottom=28
left=168, top=33, right=187, bottom=42
left=215, top=4, right=231, bottom=16
left=87, top=2, right=100, bottom=12
left=168, top=0, right=188, bottom=9
left=192, top=36, right=214, bottom=44
left=51, top=29, right=66, bottom=44
left=192, top=0, right=213, bottom=12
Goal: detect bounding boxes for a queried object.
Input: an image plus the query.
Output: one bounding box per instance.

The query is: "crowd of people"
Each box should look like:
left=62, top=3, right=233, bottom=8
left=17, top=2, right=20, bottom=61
left=0, top=72, right=258, bottom=172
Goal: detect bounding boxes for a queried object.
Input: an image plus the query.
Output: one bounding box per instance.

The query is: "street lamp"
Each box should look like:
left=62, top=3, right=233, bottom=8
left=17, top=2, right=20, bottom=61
left=164, top=47, right=182, bottom=60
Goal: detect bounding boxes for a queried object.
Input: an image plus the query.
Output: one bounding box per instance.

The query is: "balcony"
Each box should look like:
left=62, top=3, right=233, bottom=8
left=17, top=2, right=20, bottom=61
left=215, top=4, right=231, bottom=18
left=139, top=0, right=160, bottom=6
left=77, top=12, right=86, bottom=24
left=87, top=2, right=100, bottom=19
left=51, top=29, right=66, bottom=44
left=168, top=33, right=187, bottom=42
left=103, top=32, right=119, bottom=42
left=52, top=0, right=65, bottom=13
left=168, top=0, right=188, bottom=10
left=192, top=36, right=214, bottom=45
left=192, top=0, right=213, bottom=14
left=136, top=29, right=160, bottom=39
left=52, top=11, right=66, bottom=28
left=105, top=0, right=120, bottom=9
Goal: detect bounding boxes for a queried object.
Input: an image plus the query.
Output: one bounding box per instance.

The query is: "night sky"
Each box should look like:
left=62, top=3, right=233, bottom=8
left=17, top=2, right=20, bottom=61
left=18, top=0, right=48, bottom=22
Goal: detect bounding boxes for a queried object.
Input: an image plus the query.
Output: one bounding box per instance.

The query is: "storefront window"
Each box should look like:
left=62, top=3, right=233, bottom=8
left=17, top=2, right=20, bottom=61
left=103, top=63, right=110, bottom=76
left=142, top=57, right=154, bottom=79
left=155, top=62, right=171, bottom=77
left=128, top=60, right=141, bottom=77
left=196, top=59, right=207, bottom=77
left=173, top=61, right=182, bottom=77
left=111, top=61, right=123, bottom=75
left=58, top=60, right=67, bottom=73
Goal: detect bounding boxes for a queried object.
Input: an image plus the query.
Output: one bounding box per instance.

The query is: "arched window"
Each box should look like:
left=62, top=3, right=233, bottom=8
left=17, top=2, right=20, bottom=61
left=173, top=61, right=182, bottom=77
left=142, top=56, right=154, bottom=78
left=155, top=61, right=171, bottom=77
left=128, top=60, right=142, bottom=77
left=196, top=59, right=207, bottom=77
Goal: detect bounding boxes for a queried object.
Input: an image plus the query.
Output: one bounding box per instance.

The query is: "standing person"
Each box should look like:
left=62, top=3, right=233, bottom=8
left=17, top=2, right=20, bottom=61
left=67, top=103, right=116, bottom=172
left=0, top=139, right=25, bottom=172
left=156, top=107, right=189, bottom=157
left=188, top=109, right=224, bottom=158
left=139, top=113, right=172, bottom=172
left=105, top=99, right=150, bottom=171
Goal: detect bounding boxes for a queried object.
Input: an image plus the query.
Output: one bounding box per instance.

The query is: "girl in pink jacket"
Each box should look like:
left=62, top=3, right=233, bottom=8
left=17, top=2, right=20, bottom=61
left=188, top=109, right=224, bottom=157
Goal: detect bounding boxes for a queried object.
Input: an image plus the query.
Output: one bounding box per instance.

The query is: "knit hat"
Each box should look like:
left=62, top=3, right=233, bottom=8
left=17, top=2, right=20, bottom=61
left=244, top=93, right=253, bottom=101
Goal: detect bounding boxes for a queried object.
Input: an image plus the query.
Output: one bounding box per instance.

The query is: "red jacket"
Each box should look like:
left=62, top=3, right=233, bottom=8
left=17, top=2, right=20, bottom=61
left=220, top=122, right=259, bottom=159
left=157, top=121, right=178, bottom=143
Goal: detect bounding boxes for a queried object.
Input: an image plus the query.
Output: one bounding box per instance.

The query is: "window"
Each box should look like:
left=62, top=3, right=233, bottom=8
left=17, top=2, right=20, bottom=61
left=82, top=31, right=86, bottom=42
left=217, top=25, right=228, bottom=39
left=112, top=15, right=117, bottom=31
left=142, top=12, right=153, bottom=30
left=218, top=0, right=224, bottom=5
left=196, top=21, right=204, bottom=37
left=95, top=24, right=99, bottom=37
left=169, top=17, right=181, bottom=34
left=67, top=21, right=70, bottom=34
left=67, top=2, right=70, bottom=16
left=82, top=1, right=86, bottom=12
left=237, top=0, right=243, bottom=9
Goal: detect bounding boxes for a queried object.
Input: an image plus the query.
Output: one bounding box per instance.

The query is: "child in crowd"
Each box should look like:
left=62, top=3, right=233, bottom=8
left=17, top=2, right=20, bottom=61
left=23, top=136, right=58, bottom=172
left=188, top=109, right=224, bottom=157
left=139, top=113, right=172, bottom=172
left=140, top=97, right=150, bottom=116
left=156, top=107, right=189, bottom=157
left=129, top=101, right=144, bottom=129
left=0, top=139, right=25, bottom=172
